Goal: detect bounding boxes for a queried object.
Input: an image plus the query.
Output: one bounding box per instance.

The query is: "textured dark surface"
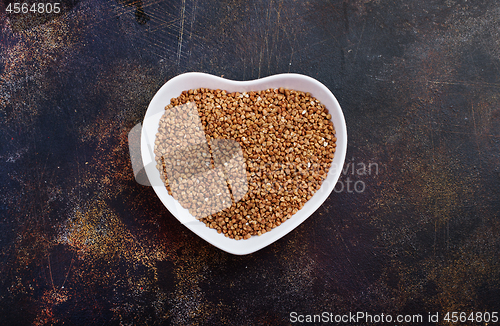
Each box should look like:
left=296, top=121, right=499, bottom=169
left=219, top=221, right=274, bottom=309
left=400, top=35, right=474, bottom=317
left=1, top=0, right=499, bottom=325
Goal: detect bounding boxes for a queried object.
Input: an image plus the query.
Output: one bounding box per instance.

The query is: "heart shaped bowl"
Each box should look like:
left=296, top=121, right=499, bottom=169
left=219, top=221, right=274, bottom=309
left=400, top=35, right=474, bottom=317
left=141, top=72, right=347, bottom=255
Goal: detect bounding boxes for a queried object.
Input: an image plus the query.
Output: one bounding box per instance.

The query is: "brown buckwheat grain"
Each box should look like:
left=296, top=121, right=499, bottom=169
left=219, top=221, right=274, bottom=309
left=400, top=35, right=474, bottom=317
left=154, top=87, right=336, bottom=240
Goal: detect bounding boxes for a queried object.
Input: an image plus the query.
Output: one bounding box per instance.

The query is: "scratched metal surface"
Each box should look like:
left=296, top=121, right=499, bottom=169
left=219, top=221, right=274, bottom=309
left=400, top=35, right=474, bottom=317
left=0, top=0, right=499, bottom=325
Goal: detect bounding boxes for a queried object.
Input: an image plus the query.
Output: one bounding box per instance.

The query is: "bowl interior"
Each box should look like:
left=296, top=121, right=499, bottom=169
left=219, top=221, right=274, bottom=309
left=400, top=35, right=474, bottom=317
left=141, top=72, right=347, bottom=255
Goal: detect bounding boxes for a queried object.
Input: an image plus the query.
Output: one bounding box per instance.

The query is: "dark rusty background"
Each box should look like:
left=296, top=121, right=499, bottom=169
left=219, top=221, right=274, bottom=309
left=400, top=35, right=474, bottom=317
left=1, top=0, right=499, bottom=325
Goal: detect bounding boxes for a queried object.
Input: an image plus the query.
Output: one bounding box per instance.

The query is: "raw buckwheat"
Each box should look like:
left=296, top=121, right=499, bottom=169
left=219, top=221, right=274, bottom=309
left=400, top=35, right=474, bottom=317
left=154, top=87, right=336, bottom=240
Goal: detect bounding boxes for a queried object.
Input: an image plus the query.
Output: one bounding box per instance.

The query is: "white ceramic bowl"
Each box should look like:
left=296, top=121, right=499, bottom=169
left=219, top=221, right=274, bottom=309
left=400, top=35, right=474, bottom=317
left=141, top=72, right=347, bottom=255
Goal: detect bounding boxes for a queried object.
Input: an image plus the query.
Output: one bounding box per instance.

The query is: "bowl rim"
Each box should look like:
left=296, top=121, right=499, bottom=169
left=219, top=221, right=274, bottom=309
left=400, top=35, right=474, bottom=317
left=141, top=72, right=347, bottom=255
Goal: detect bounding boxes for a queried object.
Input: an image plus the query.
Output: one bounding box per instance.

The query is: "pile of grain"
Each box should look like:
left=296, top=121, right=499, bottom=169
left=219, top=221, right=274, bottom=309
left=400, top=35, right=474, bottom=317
left=154, top=87, right=336, bottom=240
